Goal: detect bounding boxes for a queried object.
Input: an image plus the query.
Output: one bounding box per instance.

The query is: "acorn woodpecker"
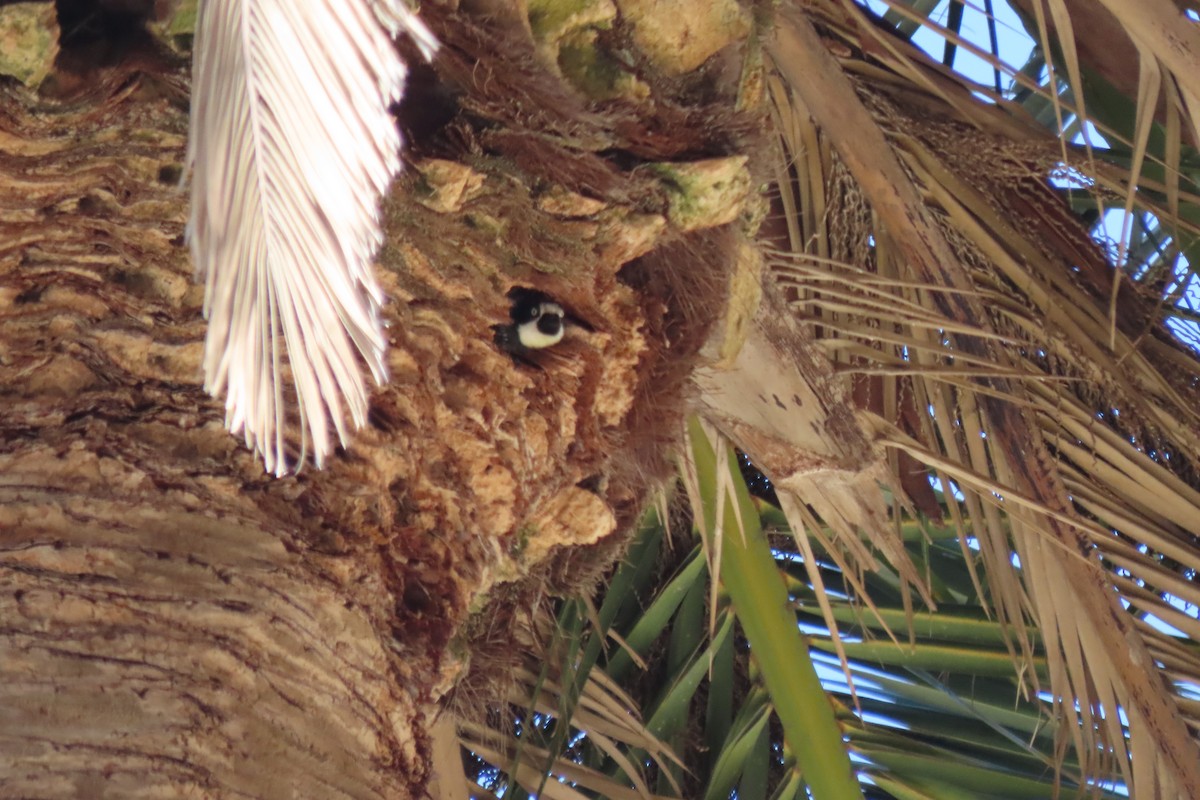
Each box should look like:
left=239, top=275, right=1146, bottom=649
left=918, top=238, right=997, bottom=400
left=494, top=290, right=566, bottom=360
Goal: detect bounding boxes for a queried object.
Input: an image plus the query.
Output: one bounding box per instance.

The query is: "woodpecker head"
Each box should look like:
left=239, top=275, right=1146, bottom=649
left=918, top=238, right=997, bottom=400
left=494, top=289, right=567, bottom=360
left=512, top=298, right=565, bottom=349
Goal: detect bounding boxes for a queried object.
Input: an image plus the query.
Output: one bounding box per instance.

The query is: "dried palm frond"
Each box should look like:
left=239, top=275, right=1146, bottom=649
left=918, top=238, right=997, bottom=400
left=743, top=2, right=1200, bottom=797
left=187, top=0, right=436, bottom=475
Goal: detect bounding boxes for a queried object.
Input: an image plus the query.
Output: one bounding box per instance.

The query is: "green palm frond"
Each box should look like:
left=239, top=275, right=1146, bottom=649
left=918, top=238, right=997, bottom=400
left=456, top=428, right=1137, bottom=799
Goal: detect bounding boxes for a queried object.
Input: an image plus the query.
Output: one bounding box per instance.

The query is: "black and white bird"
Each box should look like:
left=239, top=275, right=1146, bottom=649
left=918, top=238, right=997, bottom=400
left=494, top=291, right=567, bottom=360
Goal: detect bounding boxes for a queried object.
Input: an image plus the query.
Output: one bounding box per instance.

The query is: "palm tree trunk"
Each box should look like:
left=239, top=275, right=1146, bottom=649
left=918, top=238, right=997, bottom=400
left=0, top=487, right=429, bottom=796
left=0, top=59, right=436, bottom=796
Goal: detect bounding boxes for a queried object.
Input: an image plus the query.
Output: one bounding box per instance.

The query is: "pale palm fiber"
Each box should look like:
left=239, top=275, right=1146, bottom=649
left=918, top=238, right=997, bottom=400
left=187, top=0, right=436, bottom=475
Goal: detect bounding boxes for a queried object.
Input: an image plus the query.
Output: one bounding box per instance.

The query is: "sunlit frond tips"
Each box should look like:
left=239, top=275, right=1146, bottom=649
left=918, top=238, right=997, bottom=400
left=187, top=0, right=436, bottom=475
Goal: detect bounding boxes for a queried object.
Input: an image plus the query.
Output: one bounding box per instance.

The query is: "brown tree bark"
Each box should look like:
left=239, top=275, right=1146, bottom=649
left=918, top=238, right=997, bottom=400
left=0, top=2, right=763, bottom=796
left=0, top=50, right=433, bottom=796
